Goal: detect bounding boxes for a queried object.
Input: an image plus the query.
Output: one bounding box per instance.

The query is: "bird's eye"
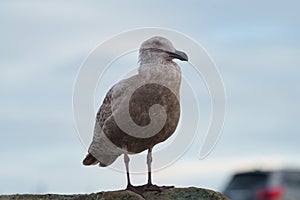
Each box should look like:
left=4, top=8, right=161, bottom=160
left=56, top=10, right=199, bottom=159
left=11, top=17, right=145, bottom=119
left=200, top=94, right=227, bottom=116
left=154, top=40, right=162, bottom=46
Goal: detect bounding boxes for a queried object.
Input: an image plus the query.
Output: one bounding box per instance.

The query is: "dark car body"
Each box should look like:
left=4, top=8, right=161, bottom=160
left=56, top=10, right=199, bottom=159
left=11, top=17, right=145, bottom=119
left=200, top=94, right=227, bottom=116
left=223, top=170, right=300, bottom=200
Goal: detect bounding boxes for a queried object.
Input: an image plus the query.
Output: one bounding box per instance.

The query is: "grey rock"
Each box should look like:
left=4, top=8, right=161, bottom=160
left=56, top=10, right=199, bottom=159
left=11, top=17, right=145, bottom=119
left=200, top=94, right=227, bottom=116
left=0, top=187, right=229, bottom=200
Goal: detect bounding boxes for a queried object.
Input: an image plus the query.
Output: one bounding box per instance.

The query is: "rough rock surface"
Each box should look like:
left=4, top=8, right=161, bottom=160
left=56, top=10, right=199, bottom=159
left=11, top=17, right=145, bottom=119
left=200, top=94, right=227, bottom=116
left=0, top=187, right=229, bottom=200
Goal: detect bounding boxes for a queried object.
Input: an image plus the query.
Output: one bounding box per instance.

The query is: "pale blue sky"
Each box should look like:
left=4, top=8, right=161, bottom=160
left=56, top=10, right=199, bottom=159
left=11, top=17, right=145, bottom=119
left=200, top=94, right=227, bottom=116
left=1, top=0, right=300, bottom=194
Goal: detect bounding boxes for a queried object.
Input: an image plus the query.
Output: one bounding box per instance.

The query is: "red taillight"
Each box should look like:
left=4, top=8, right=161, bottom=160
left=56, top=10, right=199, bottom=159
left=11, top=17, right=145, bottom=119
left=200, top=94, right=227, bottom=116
left=255, top=186, right=284, bottom=200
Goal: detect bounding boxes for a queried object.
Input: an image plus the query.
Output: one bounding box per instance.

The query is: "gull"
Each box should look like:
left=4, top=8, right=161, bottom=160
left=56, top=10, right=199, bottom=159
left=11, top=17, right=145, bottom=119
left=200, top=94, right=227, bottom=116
left=83, top=36, right=188, bottom=195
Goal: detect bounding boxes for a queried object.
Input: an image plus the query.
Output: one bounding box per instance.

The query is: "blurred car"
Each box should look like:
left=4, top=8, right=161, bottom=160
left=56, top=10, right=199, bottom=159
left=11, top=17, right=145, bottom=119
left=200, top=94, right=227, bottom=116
left=223, top=170, right=300, bottom=200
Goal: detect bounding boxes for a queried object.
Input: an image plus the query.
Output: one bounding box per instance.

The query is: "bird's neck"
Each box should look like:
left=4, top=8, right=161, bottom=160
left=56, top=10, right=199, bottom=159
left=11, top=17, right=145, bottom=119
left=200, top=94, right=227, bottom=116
left=138, top=61, right=182, bottom=96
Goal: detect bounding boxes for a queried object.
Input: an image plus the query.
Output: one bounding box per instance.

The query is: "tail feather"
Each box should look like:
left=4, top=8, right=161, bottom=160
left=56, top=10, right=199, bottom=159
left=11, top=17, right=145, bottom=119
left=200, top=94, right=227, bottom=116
left=83, top=153, right=99, bottom=166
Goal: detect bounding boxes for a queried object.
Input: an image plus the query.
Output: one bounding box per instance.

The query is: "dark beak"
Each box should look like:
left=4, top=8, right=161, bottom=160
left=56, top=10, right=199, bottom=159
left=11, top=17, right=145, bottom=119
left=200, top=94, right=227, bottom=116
left=168, top=50, right=188, bottom=61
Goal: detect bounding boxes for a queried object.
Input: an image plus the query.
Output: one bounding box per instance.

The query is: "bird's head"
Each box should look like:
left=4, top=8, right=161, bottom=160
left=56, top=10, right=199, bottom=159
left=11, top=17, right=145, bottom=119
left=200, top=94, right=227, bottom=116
left=139, top=36, right=188, bottom=64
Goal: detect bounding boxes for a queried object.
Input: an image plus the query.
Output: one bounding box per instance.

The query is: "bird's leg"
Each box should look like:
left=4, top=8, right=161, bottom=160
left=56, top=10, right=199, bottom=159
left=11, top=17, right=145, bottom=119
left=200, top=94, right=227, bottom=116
left=143, top=147, right=160, bottom=191
left=124, top=152, right=144, bottom=196
left=143, top=147, right=174, bottom=192
left=147, top=147, right=153, bottom=185
left=124, top=152, right=132, bottom=187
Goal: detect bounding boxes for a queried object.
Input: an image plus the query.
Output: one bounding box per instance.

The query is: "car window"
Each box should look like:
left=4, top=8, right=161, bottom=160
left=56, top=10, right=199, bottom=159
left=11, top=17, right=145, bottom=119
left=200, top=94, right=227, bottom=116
left=282, top=172, right=300, bottom=188
left=226, top=173, right=268, bottom=190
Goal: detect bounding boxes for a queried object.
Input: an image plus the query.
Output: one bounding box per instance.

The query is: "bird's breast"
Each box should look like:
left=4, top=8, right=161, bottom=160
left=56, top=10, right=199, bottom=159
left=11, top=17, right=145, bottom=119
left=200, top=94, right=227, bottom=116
left=105, top=82, right=180, bottom=154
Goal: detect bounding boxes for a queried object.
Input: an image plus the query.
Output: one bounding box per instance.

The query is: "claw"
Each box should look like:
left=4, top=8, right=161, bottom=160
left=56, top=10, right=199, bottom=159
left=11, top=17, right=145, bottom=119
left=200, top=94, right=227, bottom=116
left=126, top=184, right=174, bottom=196
left=126, top=184, right=145, bottom=197
left=143, top=184, right=174, bottom=192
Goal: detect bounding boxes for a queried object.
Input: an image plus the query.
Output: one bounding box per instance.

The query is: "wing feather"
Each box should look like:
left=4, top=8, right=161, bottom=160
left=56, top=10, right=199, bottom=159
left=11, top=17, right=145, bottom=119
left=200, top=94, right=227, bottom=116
left=96, top=88, right=113, bottom=128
